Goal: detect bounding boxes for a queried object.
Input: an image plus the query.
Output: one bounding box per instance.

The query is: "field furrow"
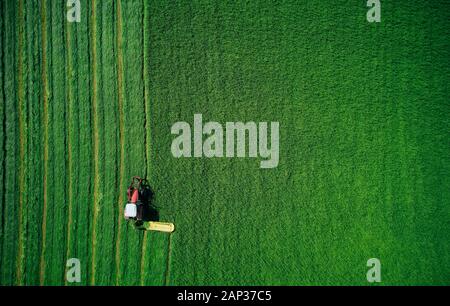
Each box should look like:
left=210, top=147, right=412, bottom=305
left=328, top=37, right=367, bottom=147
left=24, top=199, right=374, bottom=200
left=1, top=1, right=20, bottom=285
left=0, top=0, right=5, bottom=284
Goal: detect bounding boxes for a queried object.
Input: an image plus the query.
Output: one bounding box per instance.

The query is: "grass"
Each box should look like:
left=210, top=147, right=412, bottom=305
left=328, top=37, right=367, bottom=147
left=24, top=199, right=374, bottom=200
left=0, top=0, right=449, bottom=285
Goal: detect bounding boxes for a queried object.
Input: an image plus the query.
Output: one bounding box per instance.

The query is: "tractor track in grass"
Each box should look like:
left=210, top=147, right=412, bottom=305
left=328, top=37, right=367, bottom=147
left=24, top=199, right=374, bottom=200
left=142, top=0, right=149, bottom=180
left=64, top=11, right=74, bottom=286
left=90, top=0, right=99, bottom=285
left=39, top=0, right=48, bottom=285
left=0, top=0, right=6, bottom=277
left=140, top=0, right=151, bottom=285
left=115, top=0, right=125, bottom=285
left=74, top=1, right=92, bottom=285
left=2, top=1, right=20, bottom=284
left=139, top=233, right=147, bottom=286
left=16, top=0, right=25, bottom=285
left=164, top=234, right=173, bottom=285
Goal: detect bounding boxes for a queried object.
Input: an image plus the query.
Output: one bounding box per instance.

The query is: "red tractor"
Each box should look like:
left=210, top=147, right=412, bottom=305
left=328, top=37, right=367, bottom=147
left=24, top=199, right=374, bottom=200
left=124, top=176, right=174, bottom=233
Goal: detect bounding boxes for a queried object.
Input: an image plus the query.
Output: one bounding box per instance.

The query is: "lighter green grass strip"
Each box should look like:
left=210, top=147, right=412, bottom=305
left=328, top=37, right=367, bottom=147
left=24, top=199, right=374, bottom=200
left=164, top=234, right=173, bottom=286
left=140, top=0, right=150, bottom=286
left=39, top=0, right=49, bottom=286
left=140, top=233, right=147, bottom=286
left=115, top=0, right=125, bottom=286
left=64, top=13, right=74, bottom=287
left=0, top=0, right=5, bottom=279
left=89, top=0, right=99, bottom=286
left=16, top=0, right=25, bottom=285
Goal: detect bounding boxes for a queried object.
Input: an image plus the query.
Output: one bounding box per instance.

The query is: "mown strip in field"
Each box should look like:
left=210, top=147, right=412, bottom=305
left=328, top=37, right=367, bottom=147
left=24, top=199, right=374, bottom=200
left=72, top=0, right=93, bottom=285
left=89, top=0, right=100, bottom=285
left=45, top=0, right=69, bottom=285
left=93, top=0, right=120, bottom=285
left=1, top=0, right=20, bottom=285
left=114, top=0, right=125, bottom=286
left=64, top=0, right=75, bottom=286
left=16, top=0, right=27, bottom=285
left=22, top=0, right=44, bottom=285
left=117, top=0, right=146, bottom=286
left=0, top=0, right=5, bottom=284
left=40, top=0, right=56, bottom=284
left=1, top=0, right=171, bottom=286
left=39, top=0, right=49, bottom=286
left=140, top=0, right=151, bottom=285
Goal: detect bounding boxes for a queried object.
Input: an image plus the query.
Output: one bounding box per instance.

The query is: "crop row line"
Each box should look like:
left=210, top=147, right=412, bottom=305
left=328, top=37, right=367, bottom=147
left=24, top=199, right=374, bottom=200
left=0, top=0, right=6, bottom=283
left=16, top=0, right=26, bottom=285
left=64, top=2, right=74, bottom=286
left=39, top=0, right=49, bottom=286
left=115, top=0, right=125, bottom=286
left=89, top=0, right=99, bottom=286
left=139, top=0, right=150, bottom=286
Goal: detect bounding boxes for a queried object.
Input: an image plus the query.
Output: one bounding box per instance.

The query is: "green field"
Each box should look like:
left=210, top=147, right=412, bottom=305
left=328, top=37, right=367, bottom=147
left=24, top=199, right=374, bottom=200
left=0, top=0, right=449, bottom=286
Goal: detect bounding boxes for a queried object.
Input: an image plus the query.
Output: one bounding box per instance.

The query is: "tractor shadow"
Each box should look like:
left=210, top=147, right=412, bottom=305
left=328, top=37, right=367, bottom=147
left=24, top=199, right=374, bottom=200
left=139, top=181, right=160, bottom=222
